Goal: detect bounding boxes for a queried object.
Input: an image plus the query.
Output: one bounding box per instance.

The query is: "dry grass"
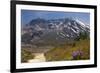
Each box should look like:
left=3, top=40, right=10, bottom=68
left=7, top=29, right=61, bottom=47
left=45, top=39, right=90, bottom=61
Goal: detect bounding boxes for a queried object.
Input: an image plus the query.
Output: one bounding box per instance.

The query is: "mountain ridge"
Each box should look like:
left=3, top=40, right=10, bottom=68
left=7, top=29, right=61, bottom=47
left=21, top=18, right=90, bottom=44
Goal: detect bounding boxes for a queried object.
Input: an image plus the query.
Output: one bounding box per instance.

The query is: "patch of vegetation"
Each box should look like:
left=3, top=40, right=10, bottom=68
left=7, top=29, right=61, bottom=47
left=75, top=31, right=89, bottom=41
left=21, top=49, right=34, bottom=63
left=45, top=38, right=90, bottom=61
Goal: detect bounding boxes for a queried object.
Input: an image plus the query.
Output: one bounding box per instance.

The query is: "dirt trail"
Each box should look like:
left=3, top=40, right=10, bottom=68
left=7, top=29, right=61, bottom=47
left=28, top=53, right=46, bottom=63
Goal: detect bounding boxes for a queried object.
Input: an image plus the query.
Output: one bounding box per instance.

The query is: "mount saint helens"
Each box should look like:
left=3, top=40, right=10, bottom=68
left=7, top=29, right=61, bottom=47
left=21, top=18, right=90, bottom=45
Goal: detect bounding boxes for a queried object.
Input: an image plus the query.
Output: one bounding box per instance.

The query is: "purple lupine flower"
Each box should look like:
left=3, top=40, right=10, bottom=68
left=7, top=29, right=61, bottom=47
left=78, top=50, right=83, bottom=56
left=72, top=50, right=83, bottom=60
left=72, top=51, right=78, bottom=57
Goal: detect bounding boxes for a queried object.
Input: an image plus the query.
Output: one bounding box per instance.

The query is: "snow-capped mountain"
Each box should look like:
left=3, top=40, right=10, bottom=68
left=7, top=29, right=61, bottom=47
left=21, top=18, right=90, bottom=44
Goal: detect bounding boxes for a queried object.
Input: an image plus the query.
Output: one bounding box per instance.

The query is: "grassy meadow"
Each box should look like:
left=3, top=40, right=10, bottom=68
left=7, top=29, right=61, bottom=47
left=44, top=39, right=90, bottom=61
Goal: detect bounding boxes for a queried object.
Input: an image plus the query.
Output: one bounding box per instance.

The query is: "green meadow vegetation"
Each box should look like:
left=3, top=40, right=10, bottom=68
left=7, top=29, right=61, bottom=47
left=45, top=39, right=90, bottom=61
left=21, top=49, right=34, bottom=62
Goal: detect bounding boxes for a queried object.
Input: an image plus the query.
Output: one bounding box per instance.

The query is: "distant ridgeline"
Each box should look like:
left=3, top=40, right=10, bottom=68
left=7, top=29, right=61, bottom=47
left=21, top=18, right=90, bottom=45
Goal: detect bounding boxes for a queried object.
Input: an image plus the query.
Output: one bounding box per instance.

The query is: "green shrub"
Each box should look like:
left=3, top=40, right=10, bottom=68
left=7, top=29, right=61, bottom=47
left=21, top=49, right=34, bottom=62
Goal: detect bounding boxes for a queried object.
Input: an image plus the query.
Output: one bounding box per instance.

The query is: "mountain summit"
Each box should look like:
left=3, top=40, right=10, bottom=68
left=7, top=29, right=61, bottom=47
left=21, top=18, right=90, bottom=44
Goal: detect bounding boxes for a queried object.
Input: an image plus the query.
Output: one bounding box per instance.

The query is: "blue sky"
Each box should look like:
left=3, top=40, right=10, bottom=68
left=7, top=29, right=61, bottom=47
left=21, top=10, right=90, bottom=25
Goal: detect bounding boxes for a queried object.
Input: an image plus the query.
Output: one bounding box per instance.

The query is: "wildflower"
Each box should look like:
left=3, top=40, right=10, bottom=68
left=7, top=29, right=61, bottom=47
left=72, top=50, right=83, bottom=60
